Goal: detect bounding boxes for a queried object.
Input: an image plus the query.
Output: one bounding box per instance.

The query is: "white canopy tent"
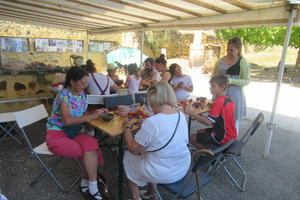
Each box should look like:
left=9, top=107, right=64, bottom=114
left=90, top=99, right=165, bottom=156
left=0, top=0, right=299, bottom=157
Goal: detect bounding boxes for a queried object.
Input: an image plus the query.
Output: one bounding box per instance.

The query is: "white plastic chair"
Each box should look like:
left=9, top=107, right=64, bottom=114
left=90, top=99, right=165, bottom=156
left=0, top=111, right=22, bottom=145
left=86, top=94, right=117, bottom=105
left=13, top=104, right=82, bottom=192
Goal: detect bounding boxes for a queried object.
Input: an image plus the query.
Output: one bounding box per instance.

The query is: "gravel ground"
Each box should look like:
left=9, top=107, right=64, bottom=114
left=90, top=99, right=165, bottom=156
left=1, top=116, right=300, bottom=200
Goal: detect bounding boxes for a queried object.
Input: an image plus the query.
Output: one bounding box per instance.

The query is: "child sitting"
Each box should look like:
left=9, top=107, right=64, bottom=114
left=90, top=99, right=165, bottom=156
left=184, top=74, right=237, bottom=149
left=125, top=63, right=141, bottom=95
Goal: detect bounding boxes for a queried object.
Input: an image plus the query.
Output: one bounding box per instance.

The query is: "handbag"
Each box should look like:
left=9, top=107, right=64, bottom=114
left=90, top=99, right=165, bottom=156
left=61, top=124, right=83, bottom=138
left=147, top=112, right=180, bottom=152
left=97, top=173, right=113, bottom=200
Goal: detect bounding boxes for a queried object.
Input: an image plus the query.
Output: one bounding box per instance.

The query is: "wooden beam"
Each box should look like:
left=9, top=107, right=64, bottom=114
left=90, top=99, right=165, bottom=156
left=144, top=0, right=202, bottom=17
left=65, top=0, right=160, bottom=22
left=222, top=0, right=252, bottom=10
left=181, top=0, right=227, bottom=14
left=6, top=0, right=129, bottom=26
left=0, top=1, right=110, bottom=27
left=107, top=0, right=181, bottom=19
left=0, top=4, right=105, bottom=29
left=90, top=6, right=296, bottom=33
left=31, top=0, right=136, bottom=25
left=0, top=13, right=87, bottom=30
left=0, top=8, right=97, bottom=29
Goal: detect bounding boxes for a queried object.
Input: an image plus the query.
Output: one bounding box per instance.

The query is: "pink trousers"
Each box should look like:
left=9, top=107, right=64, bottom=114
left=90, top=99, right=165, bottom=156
left=46, top=130, right=104, bottom=164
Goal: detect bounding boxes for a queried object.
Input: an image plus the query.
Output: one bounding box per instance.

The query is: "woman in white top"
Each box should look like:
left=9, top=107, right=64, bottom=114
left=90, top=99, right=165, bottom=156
left=125, top=63, right=141, bottom=95
left=169, top=63, right=193, bottom=100
left=86, top=61, right=118, bottom=95
left=122, top=82, right=191, bottom=200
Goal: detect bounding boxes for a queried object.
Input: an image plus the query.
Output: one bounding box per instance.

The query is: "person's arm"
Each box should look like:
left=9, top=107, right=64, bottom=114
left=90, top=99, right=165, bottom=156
left=161, top=71, right=171, bottom=82
left=125, top=75, right=130, bottom=88
left=228, top=57, right=251, bottom=87
left=60, top=102, right=105, bottom=126
left=212, top=58, right=222, bottom=76
left=184, top=104, right=212, bottom=126
left=122, top=120, right=146, bottom=155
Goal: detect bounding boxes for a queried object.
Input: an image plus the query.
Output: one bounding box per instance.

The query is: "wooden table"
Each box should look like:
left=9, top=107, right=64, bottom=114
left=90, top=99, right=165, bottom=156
left=88, top=104, right=210, bottom=200
left=89, top=114, right=138, bottom=200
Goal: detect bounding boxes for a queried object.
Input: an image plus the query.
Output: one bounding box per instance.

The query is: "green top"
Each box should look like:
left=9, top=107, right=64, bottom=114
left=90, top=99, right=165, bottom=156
left=213, top=56, right=251, bottom=88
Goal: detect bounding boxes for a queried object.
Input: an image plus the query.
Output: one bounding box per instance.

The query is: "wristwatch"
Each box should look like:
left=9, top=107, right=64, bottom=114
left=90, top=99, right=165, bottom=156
left=124, top=124, right=132, bottom=130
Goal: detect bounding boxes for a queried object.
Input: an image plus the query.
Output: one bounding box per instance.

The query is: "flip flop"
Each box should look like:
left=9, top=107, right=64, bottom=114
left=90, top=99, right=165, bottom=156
left=139, top=190, right=157, bottom=200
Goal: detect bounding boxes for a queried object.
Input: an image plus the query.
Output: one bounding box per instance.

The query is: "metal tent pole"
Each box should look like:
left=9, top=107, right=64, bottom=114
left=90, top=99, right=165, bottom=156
left=263, top=6, right=297, bottom=158
left=140, top=29, right=145, bottom=67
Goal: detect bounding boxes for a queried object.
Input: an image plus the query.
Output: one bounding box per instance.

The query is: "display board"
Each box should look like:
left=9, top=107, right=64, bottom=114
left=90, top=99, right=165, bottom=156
left=89, top=41, right=112, bottom=52
left=35, top=38, right=83, bottom=52
left=0, top=37, right=29, bottom=52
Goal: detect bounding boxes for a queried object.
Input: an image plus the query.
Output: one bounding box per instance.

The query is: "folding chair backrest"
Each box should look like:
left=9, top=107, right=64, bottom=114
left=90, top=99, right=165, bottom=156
left=103, top=95, right=133, bottom=108
left=14, top=104, right=48, bottom=128
left=240, top=112, right=264, bottom=145
left=87, top=94, right=118, bottom=105
left=134, top=92, right=147, bottom=104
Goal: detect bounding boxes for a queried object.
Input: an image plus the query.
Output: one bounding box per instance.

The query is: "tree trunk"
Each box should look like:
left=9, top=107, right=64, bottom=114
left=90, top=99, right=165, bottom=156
left=295, top=47, right=300, bottom=70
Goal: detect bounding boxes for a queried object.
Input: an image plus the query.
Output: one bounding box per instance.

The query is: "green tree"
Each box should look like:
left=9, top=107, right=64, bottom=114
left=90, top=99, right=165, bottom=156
left=216, top=27, right=300, bottom=69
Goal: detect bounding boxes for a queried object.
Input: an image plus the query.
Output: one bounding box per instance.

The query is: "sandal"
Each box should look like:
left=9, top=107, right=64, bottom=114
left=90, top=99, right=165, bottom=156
left=80, top=186, right=91, bottom=200
left=89, top=190, right=103, bottom=200
left=139, top=190, right=158, bottom=200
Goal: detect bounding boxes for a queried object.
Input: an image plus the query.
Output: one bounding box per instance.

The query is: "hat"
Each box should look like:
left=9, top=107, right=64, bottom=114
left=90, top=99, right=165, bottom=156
left=107, top=63, right=118, bottom=71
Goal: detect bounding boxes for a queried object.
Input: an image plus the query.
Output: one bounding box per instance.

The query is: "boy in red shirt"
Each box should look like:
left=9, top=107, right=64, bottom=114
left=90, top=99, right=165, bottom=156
left=184, top=74, right=237, bottom=149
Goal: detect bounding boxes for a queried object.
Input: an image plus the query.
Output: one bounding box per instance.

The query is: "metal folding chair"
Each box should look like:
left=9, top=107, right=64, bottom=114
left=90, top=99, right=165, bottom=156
left=86, top=94, right=118, bottom=105
left=217, top=113, right=264, bottom=191
left=134, top=92, right=147, bottom=104
left=154, top=148, right=219, bottom=200
left=14, top=104, right=82, bottom=192
left=0, top=112, right=22, bottom=145
left=103, top=95, right=133, bottom=108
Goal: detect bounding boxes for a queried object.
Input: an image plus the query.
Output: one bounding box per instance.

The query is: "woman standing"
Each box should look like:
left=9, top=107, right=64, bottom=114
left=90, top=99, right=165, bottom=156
left=154, top=55, right=171, bottom=82
left=122, top=82, right=191, bottom=200
left=169, top=63, right=193, bottom=100
left=46, top=67, right=106, bottom=200
left=213, top=37, right=250, bottom=133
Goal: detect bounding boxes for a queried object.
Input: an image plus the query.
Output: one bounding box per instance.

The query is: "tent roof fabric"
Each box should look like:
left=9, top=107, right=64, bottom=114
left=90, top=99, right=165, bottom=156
left=0, top=0, right=299, bottom=33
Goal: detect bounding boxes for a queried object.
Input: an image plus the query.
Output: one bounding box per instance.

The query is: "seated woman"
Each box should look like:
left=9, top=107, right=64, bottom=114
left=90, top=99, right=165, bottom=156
left=46, top=67, right=107, bottom=200
left=169, top=63, right=193, bottom=101
left=107, top=63, right=124, bottom=94
left=140, top=58, right=161, bottom=90
left=122, top=82, right=191, bottom=200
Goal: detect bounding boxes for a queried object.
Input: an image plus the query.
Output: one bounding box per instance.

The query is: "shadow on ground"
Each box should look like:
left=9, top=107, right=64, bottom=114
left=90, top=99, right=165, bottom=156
left=1, top=115, right=300, bottom=200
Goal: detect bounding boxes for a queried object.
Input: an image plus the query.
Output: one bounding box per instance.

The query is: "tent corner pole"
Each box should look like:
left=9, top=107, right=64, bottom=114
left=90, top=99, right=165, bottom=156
left=140, top=28, right=144, bottom=68
left=263, top=5, right=297, bottom=159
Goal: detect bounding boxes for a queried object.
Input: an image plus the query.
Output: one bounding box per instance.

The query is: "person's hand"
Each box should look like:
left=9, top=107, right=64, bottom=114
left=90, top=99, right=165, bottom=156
left=100, top=108, right=109, bottom=113
left=177, top=82, right=185, bottom=89
left=122, top=119, right=133, bottom=132
left=89, top=109, right=105, bottom=120
left=184, top=104, right=194, bottom=116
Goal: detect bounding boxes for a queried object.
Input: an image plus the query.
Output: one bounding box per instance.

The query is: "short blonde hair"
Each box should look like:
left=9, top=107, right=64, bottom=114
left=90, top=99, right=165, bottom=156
left=147, top=82, right=177, bottom=107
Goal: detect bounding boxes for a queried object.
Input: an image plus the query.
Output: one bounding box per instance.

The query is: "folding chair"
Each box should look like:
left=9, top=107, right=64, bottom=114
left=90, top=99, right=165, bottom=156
left=218, top=112, right=264, bottom=191
left=86, top=94, right=118, bottom=105
left=103, top=95, right=133, bottom=108
left=13, top=104, right=82, bottom=192
left=0, top=112, right=22, bottom=145
left=154, top=148, right=220, bottom=200
left=134, top=92, right=147, bottom=104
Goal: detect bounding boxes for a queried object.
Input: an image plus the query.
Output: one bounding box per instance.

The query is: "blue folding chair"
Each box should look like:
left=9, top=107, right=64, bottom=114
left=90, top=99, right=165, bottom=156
left=134, top=92, right=147, bottom=104
left=103, top=95, right=133, bottom=108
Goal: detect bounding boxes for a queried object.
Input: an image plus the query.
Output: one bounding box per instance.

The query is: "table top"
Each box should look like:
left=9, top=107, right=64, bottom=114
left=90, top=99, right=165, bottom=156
left=89, top=104, right=210, bottom=137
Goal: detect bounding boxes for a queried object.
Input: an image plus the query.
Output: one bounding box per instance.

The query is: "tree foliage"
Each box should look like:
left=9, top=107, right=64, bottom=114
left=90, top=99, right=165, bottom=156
left=216, top=27, right=300, bottom=68
left=216, top=27, right=300, bottom=48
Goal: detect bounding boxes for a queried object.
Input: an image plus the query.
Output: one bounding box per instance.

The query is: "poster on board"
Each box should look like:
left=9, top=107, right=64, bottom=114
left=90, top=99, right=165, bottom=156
left=35, top=39, right=83, bottom=52
left=0, top=37, right=29, bottom=52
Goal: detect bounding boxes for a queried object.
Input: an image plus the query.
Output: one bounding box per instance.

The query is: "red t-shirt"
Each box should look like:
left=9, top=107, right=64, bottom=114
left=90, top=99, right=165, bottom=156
left=207, top=96, right=237, bottom=145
